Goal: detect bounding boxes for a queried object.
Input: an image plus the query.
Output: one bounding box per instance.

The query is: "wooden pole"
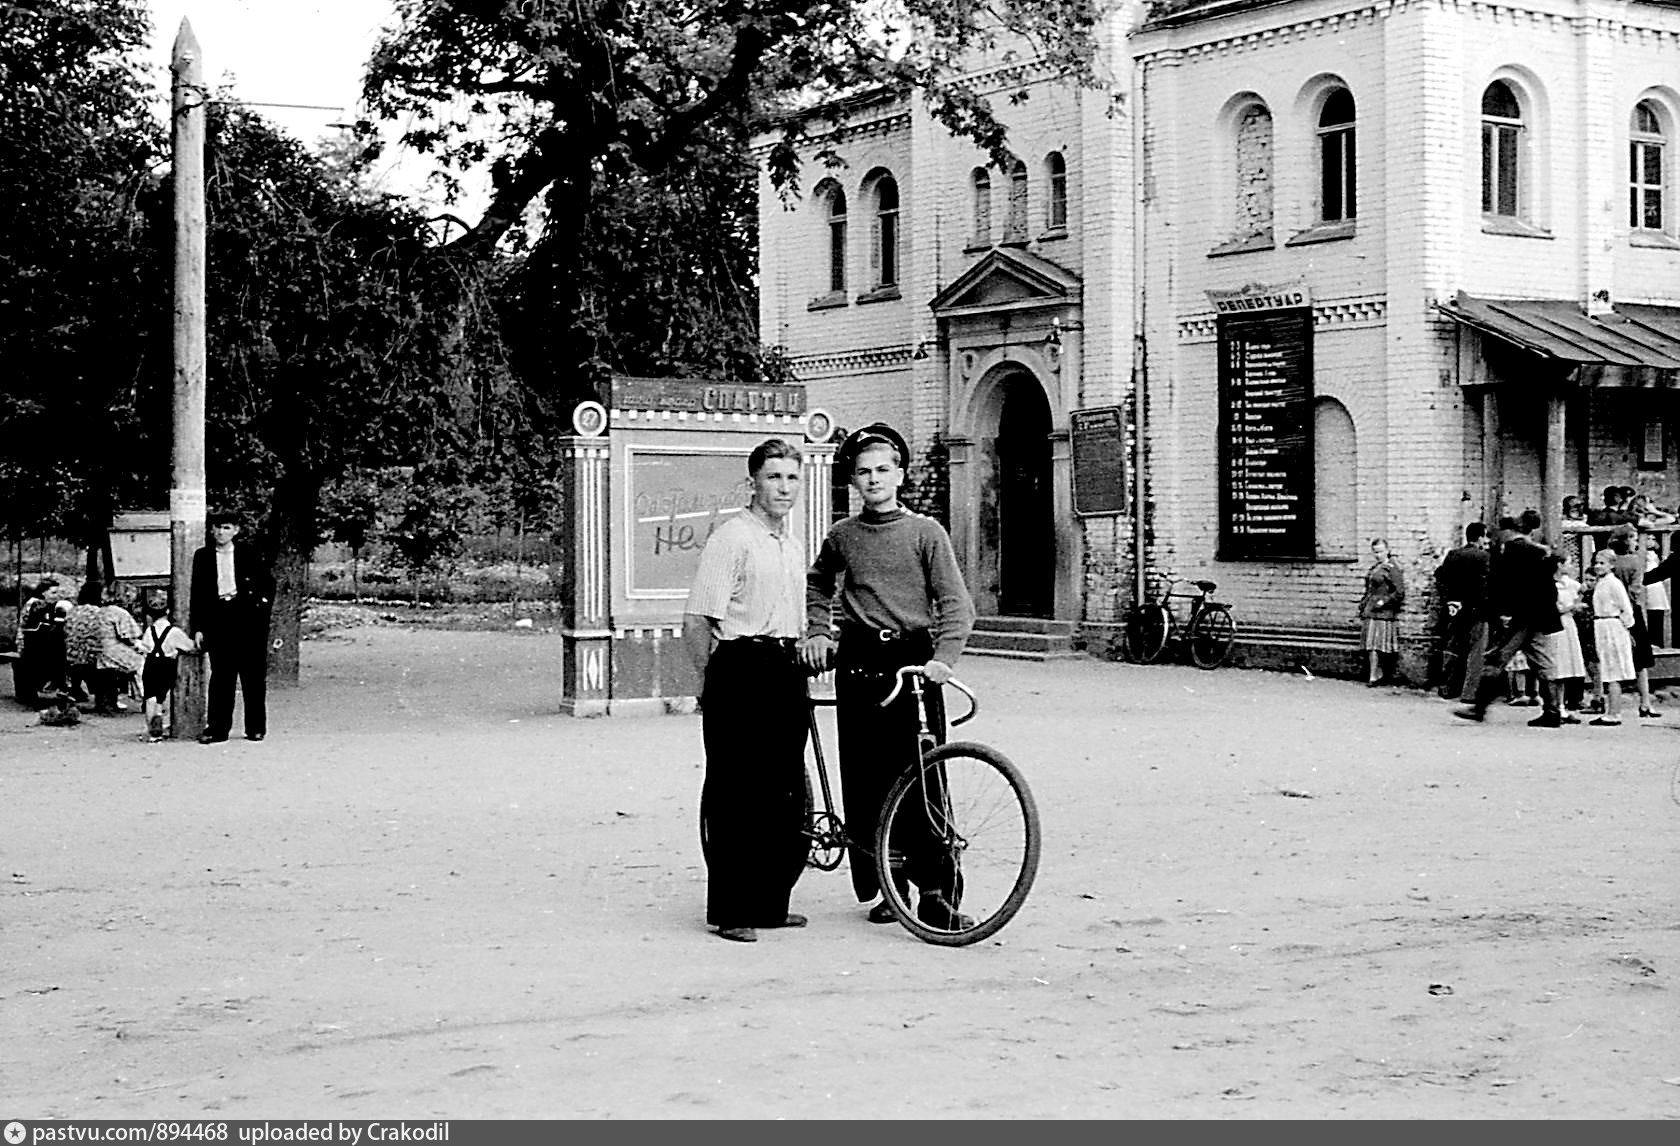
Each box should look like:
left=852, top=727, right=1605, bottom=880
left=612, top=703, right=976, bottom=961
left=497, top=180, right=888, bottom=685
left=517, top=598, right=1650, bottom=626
left=170, top=19, right=208, bottom=739
left=1543, top=389, right=1566, bottom=551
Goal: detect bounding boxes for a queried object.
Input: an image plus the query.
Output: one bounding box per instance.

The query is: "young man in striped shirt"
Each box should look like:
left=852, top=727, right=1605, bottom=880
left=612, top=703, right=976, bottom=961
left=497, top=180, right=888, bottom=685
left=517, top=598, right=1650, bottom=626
left=683, top=439, right=811, bottom=943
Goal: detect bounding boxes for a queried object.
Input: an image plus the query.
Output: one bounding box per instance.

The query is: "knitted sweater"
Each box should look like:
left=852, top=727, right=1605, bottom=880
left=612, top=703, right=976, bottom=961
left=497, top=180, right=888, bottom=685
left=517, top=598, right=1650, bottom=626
left=805, top=506, right=976, bottom=664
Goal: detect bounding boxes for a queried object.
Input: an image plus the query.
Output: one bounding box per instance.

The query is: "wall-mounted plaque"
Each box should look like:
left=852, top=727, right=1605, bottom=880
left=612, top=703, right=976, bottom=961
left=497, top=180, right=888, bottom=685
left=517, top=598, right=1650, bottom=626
left=1217, top=307, right=1314, bottom=560
left=1070, top=405, right=1127, bottom=516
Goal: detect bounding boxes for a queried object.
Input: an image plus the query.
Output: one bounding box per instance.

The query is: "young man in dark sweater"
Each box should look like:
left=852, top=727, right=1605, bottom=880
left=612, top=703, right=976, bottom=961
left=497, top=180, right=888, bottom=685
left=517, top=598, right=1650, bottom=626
left=800, top=423, right=977, bottom=928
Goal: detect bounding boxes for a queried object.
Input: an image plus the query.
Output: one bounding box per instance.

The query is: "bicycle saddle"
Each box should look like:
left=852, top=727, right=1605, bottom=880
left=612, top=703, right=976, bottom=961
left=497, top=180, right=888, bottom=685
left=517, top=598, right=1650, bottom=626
left=1194, top=579, right=1217, bottom=593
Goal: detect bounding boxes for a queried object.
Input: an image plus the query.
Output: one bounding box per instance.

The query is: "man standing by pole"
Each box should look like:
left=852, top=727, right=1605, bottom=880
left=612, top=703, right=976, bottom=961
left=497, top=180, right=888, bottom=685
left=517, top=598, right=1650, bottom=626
left=169, top=19, right=209, bottom=739
left=683, top=440, right=811, bottom=943
left=191, top=510, right=275, bottom=744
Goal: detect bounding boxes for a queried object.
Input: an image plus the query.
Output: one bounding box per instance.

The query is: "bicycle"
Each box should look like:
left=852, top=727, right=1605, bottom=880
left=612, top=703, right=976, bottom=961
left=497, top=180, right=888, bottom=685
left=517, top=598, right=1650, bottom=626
left=1121, top=573, right=1238, bottom=669
left=796, top=666, right=1041, bottom=946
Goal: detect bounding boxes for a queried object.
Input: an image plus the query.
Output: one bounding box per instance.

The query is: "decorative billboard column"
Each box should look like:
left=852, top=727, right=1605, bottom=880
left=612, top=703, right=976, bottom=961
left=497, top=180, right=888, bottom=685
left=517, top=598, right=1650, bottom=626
left=557, top=415, right=611, bottom=716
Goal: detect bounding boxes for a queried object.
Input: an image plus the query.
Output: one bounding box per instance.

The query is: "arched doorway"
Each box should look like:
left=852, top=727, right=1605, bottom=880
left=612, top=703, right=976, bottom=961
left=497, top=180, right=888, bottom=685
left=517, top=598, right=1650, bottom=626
left=993, top=374, right=1055, bottom=617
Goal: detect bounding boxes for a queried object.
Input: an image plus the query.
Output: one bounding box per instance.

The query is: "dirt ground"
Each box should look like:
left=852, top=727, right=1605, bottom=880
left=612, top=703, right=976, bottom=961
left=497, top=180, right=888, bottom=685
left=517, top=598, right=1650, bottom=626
left=4, top=622, right=1678, bottom=1119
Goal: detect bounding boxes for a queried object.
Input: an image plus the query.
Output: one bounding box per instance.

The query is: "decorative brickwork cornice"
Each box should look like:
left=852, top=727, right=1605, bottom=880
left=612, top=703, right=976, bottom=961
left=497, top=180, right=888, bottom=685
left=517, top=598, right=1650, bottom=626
left=1177, top=293, right=1386, bottom=341
left=1136, top=0, right=1680, bottom=64
left=788, top=344, right=915, bottom=377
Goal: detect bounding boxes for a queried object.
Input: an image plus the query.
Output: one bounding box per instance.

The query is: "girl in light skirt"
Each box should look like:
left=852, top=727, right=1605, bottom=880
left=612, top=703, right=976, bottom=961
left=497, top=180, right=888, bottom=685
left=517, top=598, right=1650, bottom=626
left=1591, top=548, right=1636, bottom=726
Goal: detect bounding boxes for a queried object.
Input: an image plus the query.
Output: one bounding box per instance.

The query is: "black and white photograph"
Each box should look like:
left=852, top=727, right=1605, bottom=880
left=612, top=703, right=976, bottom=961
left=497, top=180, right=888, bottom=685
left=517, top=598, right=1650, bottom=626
left=4, top=0, right=1678, bottom=1122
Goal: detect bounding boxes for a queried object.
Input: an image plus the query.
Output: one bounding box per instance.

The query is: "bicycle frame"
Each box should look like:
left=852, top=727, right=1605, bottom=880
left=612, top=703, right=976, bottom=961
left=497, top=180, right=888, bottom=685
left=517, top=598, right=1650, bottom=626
left=802, top=668, right=977, bottom=864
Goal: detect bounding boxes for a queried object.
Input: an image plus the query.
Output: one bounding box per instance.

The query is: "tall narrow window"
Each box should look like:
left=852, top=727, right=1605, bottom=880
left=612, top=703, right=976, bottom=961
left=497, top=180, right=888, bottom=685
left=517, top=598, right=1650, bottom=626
left=873, top=176, right=899, bottom=286
left=972, top=167, right=992, bottom=243
left=1481, top=81, right=1523, bottom=218
left=826, top=187, right=847, bottom=293
left=1004, top=159, right=1029, bottom=242
left=1045, top=151, right=1068, bottom=231
left=1233, top=103, right=1274, bottom=239
left=1631, top=100, right=1665, bottom=232
left=1318, top=89, right=1356, bottom=222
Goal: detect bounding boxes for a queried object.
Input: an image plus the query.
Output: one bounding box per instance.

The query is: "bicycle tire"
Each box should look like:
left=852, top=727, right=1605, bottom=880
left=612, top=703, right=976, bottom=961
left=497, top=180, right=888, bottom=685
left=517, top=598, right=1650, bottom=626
left=1122, top=602, right=1172, bottom=664
left=1188, top=604, right=1236, bottom=669
left=874, top=741, right=1041, bottom=947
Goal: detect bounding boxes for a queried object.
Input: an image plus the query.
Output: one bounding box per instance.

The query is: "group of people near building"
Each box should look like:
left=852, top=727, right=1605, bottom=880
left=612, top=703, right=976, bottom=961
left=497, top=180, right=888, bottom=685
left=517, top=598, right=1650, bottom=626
left=683, top=424, right=975, bottom=944
left=12, top=509, right=275, bottom=743
left=1429, top=507, right=1675, bottom=729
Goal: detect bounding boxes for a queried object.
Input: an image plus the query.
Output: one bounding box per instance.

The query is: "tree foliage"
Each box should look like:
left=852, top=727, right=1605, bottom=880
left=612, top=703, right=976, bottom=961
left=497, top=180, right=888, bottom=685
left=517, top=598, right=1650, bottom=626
left=362, top=0, right=1105, bottom=399
left=0, top=0, right=161, bottom=557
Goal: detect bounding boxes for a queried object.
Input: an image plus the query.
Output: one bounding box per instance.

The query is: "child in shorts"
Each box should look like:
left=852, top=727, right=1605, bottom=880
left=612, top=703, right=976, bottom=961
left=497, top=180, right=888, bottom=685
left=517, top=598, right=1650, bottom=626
left=138, top=599, right=198, bottom=742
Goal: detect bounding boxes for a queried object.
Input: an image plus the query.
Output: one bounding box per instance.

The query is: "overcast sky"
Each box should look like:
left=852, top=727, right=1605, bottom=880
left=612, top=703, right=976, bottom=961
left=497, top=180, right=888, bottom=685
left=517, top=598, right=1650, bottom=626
left=144, top=0, right=484, bottom=212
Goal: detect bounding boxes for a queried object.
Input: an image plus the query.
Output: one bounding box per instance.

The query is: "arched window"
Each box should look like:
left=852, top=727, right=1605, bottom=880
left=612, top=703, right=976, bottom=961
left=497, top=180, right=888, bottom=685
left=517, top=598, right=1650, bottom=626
left=1234, top=103, right=1274, bottom=239
left=825, top=186, right=847, bottom=293
left=1045, top=151, right=1068, bottom=231
left=1314, top=397, right=1357, bottom=559
left=1318, top=89, right=1356, bottom=222
left=1631, top=100, right=1665, bottom=232
left=872, top=176, right=899, bottom=287
left=1481, top=81, right=1524, bottom=218
left=972, top=167, right=992, bottom=244
left=1004, top=159, right=1029, bottom=242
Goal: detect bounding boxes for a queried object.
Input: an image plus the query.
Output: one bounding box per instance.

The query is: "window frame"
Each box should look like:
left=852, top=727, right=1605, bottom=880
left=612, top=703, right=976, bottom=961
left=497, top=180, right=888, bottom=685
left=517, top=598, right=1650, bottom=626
left=1481, top=80, right=1525, bottom=220
left=971, top=167, right=992, bottom=246
left=1044, top=151, right=1068, bottom=234
left=872, top=175, right=899, bottom=288
left=1316, top=89, right=1356, bottom=224
left=826, top=186, right=848, bottom=294
left=1003, top=159, right=1029, bottom=244
left=1630, top=99, right=1666, bottom=234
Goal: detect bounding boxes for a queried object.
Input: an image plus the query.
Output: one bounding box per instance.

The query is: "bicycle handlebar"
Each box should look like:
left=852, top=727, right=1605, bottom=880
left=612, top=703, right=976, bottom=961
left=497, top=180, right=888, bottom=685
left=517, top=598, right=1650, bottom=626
left=878, top=665, right=978, bottom=726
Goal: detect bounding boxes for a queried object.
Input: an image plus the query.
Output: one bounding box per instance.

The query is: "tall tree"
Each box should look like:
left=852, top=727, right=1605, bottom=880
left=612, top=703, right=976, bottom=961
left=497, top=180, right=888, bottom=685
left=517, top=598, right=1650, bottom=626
left=363, top=0, right=1104, bottom=397
left=0, top=0, right=162, bottom=570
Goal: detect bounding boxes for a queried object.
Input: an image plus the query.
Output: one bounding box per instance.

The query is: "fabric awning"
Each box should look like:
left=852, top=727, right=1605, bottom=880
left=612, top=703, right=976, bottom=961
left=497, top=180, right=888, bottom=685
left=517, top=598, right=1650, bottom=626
left=1435, top=292, right=1680, bottom=373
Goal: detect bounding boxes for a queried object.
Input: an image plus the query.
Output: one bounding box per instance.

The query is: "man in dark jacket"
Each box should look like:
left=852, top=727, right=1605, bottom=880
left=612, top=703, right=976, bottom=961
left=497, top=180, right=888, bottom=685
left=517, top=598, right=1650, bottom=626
left=1456, top=509, right=1566, bottom=726
left=189, top=509, right=275, bottom=743
left=1435, top=522, right=1491, bottom=699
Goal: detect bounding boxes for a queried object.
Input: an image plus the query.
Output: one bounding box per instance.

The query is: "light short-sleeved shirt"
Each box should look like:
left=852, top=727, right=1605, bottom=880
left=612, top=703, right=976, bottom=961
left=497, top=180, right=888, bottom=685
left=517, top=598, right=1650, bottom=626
left=685, top=509, right=805, bottom=640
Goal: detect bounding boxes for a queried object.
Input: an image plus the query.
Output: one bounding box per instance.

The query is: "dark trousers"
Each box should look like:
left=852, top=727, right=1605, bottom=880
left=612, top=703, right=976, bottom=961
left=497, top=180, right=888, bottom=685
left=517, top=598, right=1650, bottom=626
left=1437, top=606, right=1478, bottom=699
left=1472, top=624, right=1560, bottom=718
left=699, top=640, right=809, bottom=928
left=835, top=633, right=959, bottom=906
left=205, top=616, right=268, bottom=738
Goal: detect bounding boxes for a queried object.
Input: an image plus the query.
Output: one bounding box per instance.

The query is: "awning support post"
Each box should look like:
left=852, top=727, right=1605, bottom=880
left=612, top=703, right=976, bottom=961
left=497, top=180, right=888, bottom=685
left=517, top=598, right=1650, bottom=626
left=1543, top=391, right=1566, bottom=549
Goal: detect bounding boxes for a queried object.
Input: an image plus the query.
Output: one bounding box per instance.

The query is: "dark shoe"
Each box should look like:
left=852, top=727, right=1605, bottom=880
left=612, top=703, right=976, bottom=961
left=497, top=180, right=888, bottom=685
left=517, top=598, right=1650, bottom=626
left=198, top=732, right=228, bottom=744
left=916, top=891, right=975, bottom=931
left=762, top=913, right=807, bottom=929
left=716, top=926, right=758, bottom=943
left=1559, top=713, right=1581, bottom=725
left=246, top=732, right=266, bottom=741
left=147, top=717, right=165, bottom=741
left=1589, top=717, right=1622, bottom=727
left=1639, top=708, right=1663, bottom=719
left=1527, top=712, right=1562, bottom=728
left=1452, top=707, right=1485, bottom=723
left=866, top=900, right=898, bottom=925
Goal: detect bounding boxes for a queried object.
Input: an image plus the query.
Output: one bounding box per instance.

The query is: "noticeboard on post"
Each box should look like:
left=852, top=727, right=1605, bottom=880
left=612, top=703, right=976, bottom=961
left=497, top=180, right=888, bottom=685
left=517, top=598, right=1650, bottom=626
left=622, top=446, right=755, bottom=599
left=1213, top=281, right=1315, bottom=560
left=1070, top=406, right=1127, bottom=517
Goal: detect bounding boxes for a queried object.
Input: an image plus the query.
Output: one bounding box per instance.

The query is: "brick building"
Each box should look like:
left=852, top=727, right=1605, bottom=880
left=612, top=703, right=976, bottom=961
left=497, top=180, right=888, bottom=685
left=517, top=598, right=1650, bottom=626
left=757, top=0, right=1680, bottom=675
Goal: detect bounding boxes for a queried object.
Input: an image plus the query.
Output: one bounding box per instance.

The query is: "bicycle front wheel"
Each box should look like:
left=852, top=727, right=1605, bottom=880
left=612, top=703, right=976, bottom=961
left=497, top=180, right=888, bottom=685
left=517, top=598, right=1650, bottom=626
left=1189, top=604, right=1236, bottom=669
left=875, top=741, right=1041, bottom=947
left=1122, top=602, right=1172, bottom=664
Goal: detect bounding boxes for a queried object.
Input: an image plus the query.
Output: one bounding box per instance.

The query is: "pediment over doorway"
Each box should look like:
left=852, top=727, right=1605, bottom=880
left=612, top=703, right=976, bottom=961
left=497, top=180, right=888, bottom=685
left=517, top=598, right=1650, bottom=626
left=930, top=246, right=1082, bottom=318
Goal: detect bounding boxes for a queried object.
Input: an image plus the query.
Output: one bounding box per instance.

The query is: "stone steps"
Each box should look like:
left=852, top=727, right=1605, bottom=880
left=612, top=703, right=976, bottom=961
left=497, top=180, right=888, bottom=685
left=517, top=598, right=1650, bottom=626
left=966, top=616, right=1082, bottom=661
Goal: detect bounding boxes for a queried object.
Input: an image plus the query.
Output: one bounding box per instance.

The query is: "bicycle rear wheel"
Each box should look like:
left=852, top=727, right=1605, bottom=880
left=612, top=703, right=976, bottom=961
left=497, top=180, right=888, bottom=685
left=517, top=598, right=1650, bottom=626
left=875, top=741, right=1040, bottom=947
left=1122, top=602, right=1172, bottom=664
left=1188, top=604, right=1236, bottom=669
